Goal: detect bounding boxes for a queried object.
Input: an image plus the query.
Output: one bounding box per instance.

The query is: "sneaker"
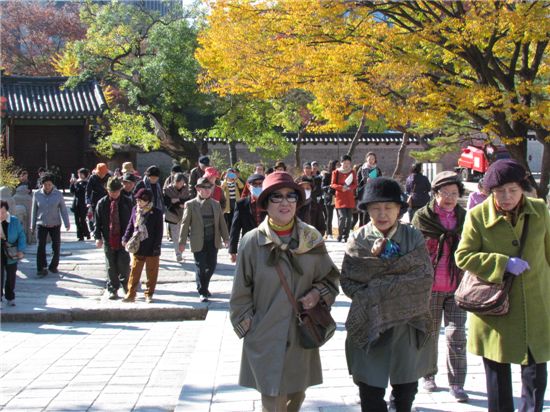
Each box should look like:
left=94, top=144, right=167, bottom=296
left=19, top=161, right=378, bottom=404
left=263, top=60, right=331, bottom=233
left=36, top=269, right=48, bottom=277
left=176, top=254, right=183, bottom=262
left=199, top=294, right=209, bottom=302
left=108, top=291, right=119, bottom=300
left=423, top=376, right=437, bottom=392
left=48, top=267, right=59, bottom=274
left=121, top=297, right=135, bottom=303
left=145, top=296, right=153, bottom=303
left=450, top=385, right=469, bottom=402
left=6, top=300, right=15, bottom=307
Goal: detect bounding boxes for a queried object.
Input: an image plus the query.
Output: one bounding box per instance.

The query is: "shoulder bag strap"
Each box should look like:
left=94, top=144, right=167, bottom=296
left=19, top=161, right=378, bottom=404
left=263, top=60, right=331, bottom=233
left=275, top=263, right=302, bottom=317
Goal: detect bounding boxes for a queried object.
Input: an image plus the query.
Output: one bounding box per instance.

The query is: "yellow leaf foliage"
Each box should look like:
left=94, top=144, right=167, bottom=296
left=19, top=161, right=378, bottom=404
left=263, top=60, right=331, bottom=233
left=198, top=0, right=549, bottom=139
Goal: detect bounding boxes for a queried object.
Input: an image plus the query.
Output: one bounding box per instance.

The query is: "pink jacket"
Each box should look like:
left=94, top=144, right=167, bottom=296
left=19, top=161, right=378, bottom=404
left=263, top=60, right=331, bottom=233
left=426, top=204, right=459, bottom=292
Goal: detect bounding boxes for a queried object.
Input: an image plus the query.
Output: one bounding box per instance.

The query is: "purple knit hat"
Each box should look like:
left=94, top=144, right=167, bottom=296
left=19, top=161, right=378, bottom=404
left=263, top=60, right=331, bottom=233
left=483, top=159, right=527, bottom=191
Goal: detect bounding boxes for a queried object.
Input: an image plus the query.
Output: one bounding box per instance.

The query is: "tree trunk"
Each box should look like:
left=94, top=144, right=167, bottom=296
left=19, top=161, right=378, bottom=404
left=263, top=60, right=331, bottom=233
left=294, top=129, right=303, bottom=171
left=228, top=141, right=238, bottom=166
left=149, top=113, right=200, bottom=165
left=347, top=109, right=367, bottom=157
left=537, top=140, right=550, bottom=200
left=392, top=132, right=410, bottom=181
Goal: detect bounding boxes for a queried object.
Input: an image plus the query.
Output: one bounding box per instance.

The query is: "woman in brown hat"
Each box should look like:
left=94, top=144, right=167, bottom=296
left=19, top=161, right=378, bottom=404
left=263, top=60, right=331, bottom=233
left=230, top=171, right=339, bottom=411
left=456, top=159, right=550, bottom=412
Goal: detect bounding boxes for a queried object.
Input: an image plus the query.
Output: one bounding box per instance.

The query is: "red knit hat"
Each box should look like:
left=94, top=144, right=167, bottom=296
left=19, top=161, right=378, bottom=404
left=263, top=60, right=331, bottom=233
left=257, top=171, right=305, bottom=209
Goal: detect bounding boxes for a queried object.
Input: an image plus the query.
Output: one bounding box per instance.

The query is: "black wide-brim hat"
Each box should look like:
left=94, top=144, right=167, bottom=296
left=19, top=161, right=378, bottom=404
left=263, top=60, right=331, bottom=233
left=257, top=171, right=305, bottom=210
left=357, top=177, right=408, bottom=211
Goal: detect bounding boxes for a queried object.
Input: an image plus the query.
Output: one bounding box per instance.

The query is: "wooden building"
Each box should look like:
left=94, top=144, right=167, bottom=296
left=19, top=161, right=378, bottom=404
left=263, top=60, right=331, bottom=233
left=1, top=74, right=106, bottom=189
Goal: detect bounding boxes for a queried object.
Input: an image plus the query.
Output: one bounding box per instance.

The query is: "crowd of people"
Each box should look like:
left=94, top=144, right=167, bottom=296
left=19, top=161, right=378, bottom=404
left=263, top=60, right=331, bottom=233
left=1, top=154, right=548, bottom=412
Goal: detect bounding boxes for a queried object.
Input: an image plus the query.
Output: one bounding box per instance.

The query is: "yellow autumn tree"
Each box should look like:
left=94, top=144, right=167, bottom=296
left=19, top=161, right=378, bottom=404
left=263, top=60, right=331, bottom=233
left=197, top=0, right=549, bottom=195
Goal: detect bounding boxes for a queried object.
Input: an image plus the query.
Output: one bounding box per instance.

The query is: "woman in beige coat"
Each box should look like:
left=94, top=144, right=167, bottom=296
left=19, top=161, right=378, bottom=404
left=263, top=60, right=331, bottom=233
left=230, top=171, right=339, bottom=412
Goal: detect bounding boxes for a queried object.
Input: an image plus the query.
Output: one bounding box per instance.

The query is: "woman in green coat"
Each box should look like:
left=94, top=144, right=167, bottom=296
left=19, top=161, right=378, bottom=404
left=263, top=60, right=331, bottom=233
left=455, top=159, right=549, bottom=412
left=230, top=171, right=339, bottom=412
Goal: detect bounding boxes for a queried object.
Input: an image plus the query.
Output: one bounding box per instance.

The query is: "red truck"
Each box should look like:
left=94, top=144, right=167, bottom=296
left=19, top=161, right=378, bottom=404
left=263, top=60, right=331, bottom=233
left=455, top=144, right=510, bottom=182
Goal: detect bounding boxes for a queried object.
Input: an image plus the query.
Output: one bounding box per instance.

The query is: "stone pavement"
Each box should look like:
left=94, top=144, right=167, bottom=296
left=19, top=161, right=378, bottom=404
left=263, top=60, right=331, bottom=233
left=1, top=195, right=549, bottom=411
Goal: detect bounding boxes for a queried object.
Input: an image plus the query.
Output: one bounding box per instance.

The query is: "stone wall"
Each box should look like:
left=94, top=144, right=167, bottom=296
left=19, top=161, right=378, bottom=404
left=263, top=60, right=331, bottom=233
left=137, top=142, right=460, bottom=180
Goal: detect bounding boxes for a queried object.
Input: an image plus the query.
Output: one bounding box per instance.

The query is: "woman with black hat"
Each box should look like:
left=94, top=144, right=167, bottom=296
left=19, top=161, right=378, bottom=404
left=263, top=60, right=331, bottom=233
left=456, top=159, right=550, bottom=412
left=341, top=177, right=433, bottom=412
left=230, top=171, right=339, bottom=411
left=411, top=171, right=468, bottom=402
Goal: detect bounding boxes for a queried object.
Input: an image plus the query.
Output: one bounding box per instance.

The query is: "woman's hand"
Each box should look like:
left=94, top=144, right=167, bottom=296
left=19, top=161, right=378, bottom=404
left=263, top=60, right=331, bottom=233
left=299, top=288, right=321, bottom=310
left=16, top=252, right=24, bottom=259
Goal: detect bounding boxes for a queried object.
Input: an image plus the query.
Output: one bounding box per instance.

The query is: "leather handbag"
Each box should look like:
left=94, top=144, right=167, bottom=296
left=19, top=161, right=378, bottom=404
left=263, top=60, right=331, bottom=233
left=454, top=215, right=529, bottom=316
left=275, top=263, right=336, bottom=349
left=4, top=243, right=19, bottom=260
left=125, top=232, right=141, bottom=254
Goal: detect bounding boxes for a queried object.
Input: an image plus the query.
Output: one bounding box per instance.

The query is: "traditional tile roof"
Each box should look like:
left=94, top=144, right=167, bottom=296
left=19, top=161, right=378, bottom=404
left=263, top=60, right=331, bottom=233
left=203, top=132, right=417, bottom=145
left=1, top=75, right=107, bottom=119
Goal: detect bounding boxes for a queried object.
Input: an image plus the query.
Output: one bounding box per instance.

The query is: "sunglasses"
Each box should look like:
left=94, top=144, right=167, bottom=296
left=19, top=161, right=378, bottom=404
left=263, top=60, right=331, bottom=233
left=269, top=192, right=299, bottom=203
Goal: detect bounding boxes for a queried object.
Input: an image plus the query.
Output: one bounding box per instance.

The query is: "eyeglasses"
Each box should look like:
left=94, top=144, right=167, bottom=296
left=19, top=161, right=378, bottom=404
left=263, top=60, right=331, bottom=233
left=438, top=191, right=459, bottom=199
left=269, top=192, right=299, bottom=203
left=250, top=182, right=263, bottom=187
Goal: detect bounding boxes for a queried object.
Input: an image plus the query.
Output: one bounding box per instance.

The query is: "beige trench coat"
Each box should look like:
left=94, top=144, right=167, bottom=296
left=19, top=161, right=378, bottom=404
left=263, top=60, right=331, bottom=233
left=230, top=221, right=340, bottom=396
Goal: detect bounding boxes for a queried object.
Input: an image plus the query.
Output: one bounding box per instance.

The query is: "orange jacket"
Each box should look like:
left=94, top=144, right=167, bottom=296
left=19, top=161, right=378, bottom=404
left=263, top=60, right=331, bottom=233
left=330, top=169, right=357, bottom=209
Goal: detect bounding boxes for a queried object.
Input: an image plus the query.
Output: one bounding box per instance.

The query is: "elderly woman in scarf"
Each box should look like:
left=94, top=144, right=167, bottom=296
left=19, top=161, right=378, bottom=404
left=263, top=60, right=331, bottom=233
left=230, top=171, right=339, bottom=412
left=121, top=189, right=163, bottom=303
left=411, top=171, right=469, bottom=402
left=341, top=177, right=433, bottom=412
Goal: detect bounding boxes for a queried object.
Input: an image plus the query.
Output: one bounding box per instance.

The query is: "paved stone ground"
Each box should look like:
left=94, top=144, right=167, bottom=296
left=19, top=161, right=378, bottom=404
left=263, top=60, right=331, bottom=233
left=1, top=195, right=549, bottom=411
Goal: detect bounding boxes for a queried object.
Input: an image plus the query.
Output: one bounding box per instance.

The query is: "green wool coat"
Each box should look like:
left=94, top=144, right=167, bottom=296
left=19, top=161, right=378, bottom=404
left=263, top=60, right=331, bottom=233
left=455, top=195, right=550, bottom=365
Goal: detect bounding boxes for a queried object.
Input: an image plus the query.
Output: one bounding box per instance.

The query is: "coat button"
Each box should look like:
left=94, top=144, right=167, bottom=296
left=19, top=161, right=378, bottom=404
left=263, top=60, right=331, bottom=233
left=512, top=240, right=519, bottom=246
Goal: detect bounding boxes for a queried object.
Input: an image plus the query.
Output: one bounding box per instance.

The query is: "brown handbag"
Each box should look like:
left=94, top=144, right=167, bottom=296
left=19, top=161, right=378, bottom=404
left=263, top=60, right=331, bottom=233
left=454, top=215, right=529, bottom=316
left=275, top=263, right=336, bottom=349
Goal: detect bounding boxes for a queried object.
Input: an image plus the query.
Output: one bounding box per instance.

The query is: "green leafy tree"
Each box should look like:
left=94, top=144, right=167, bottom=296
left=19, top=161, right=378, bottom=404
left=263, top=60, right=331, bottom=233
left=60, top=1, right=210, bottom=163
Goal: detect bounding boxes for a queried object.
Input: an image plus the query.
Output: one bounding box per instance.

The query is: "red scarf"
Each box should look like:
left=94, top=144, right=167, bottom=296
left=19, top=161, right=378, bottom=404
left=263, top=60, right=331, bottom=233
left=108, top=197, right=122, bottom=250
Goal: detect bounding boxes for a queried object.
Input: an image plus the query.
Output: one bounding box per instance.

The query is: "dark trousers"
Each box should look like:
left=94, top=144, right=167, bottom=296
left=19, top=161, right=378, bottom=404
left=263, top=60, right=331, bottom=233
left=1, top=252, right=17, bottom=300
left=73, top=210, right=90, bottom=240
left=104, top=246, right=130, bottom=293
left=483, top=352, right=547, bottom=412
left=225, top=202, right=235, bottom=235
left=37, top=225, right=61, bottom=271
left=193, top=240, right=218, bottom=295
left=358, top=381, right=418, bottom=412
left=324, top=204, right=334, bottom=236
left=336, top=208, right=353, bottom=240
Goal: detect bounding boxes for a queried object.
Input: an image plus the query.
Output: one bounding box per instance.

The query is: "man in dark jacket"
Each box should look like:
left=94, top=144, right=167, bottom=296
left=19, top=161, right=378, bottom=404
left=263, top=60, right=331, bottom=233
left=121, top=173, right=137, bottom=204
left=228, top=174, right=267, bottom=263
left=70, top=168, right=91, bottom=241
left=296, top=175, right=326, bottom=235
left=86, top=163, right=110, bottom=231
left=134, top=165, right=164, bottom=212
left=189, top=156, right=209, bottom=198
left=94, top=178, right=133, bottom=300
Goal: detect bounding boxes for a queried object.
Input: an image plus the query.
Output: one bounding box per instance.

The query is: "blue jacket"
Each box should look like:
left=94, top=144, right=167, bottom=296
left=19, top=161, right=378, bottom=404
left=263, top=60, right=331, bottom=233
left=4, top=214, right=26, bottom=264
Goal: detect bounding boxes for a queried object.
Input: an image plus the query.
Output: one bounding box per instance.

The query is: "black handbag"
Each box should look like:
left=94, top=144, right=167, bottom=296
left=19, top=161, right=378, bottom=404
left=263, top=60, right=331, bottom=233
left=275, top=263, right=336, bottom=349
left=3, top=242, right=19, bottom=260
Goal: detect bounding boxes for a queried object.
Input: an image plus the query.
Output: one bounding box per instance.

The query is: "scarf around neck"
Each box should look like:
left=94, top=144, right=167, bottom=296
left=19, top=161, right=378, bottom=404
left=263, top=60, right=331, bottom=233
left=258, top=217, right=325, bottom=275
left=414, top=199, right=466, bottom=282
left=135, top=202, right=153, bottom=242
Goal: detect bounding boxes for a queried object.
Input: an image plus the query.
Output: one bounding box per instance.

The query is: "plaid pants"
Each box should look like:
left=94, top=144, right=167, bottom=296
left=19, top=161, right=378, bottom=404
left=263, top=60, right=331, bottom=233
left=425, top=291, right=467, bottom=386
